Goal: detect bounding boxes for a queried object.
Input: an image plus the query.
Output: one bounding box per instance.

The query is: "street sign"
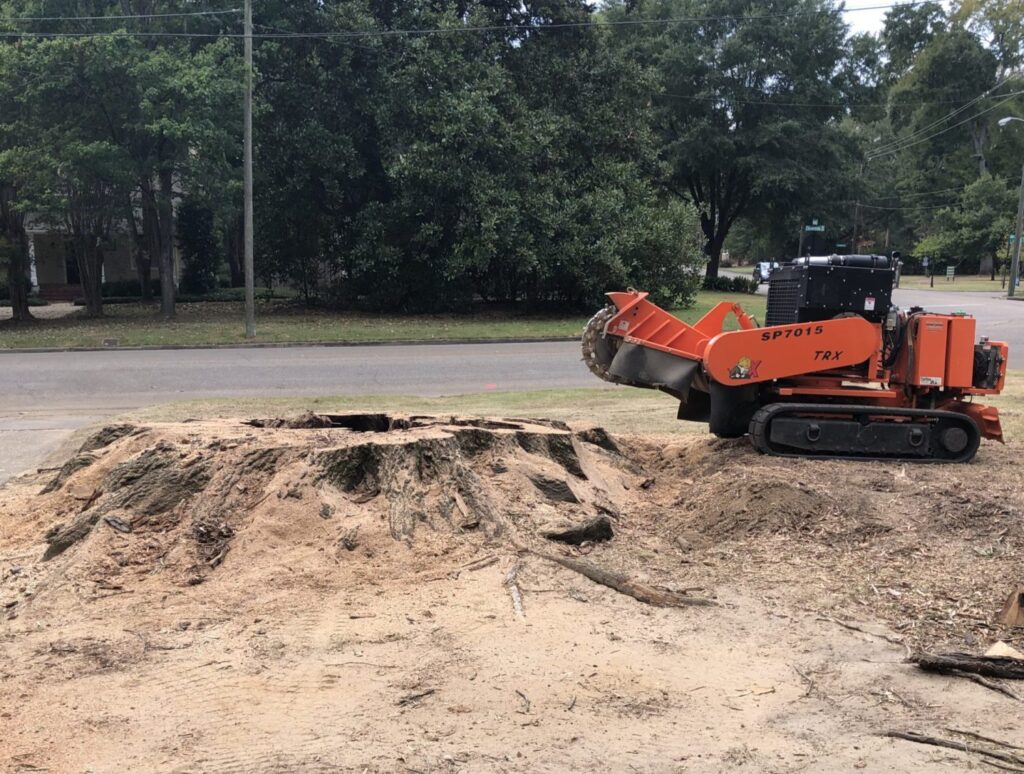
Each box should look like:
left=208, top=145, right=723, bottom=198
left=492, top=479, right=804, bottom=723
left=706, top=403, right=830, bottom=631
left=835, top=242, right=847, bottom=248
left=804, top=224, right=825, bottom=232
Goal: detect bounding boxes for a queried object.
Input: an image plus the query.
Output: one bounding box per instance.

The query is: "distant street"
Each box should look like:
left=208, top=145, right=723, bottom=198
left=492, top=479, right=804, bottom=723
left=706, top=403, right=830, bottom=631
left=891, top=288, right=1024, bottom=357
left=2, top=286, right=1022, bottom=483
left=0, top=340, right=593, bottom=482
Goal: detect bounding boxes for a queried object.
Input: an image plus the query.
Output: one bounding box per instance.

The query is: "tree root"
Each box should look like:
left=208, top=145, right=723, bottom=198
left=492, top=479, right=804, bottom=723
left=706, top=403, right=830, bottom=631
left=884, top=731, right=1024, bottom=770
left=527, top=549, right=717, bottom=608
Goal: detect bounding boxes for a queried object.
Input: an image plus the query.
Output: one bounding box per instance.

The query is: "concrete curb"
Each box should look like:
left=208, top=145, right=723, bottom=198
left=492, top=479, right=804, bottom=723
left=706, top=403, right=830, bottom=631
left=0, top=335, right=582, bottom=355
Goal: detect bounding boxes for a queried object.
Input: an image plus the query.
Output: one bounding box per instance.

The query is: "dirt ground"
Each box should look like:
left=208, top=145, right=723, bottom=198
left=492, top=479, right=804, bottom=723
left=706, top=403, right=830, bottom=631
left=2, top=414, right=1023, bottom=773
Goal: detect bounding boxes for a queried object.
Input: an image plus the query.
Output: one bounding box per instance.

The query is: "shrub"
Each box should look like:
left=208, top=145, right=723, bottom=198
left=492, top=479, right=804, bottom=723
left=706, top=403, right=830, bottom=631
left=701, top=275, right=759, bottom=294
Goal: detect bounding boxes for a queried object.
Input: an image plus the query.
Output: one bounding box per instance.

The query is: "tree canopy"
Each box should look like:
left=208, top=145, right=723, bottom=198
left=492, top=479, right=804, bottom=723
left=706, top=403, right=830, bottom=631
left=0, top=0, right=1022, bottom=321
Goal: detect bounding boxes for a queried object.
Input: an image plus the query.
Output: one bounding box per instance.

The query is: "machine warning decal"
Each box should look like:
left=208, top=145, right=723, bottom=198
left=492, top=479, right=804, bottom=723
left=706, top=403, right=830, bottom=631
left=864, top=296, right=875, bottom=311
left=729, top=356, right=761, bottom=380
left=920, top=376, right=943, bottom=386
left=760, top=324, right=825, bottom=342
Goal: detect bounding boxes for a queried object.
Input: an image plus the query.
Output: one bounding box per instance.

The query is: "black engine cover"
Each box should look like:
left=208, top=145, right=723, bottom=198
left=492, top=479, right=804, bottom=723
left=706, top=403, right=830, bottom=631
left=766, top=256, right=894, bottom=326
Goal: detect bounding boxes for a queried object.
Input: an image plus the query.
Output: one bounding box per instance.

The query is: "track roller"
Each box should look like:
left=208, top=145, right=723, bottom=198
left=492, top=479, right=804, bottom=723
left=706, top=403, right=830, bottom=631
left=749, top=403, right=981, bottom=463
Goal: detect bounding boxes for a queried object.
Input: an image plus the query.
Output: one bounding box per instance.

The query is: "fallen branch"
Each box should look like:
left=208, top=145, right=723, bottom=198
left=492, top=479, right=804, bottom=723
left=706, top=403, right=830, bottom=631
left=818, top=616, right=905, bottom=646
left=528, top=550, right=716, bottom=608
left=914, top=653, right=1024, bottom=681
left=946, top=729, right=1024, bottom=751
left=884, top=731, right=1024, bottom=769
left=515, top=689, right=531, bottom=714
left=956, top=672, right=1020, bottom=701
left=397, top=688, right=436, bottom=706
left=504, top=560, right=525, bottom=618
left=981, top=759, right=1024, bottom=773
left=462, top=555, right=499, bottom=572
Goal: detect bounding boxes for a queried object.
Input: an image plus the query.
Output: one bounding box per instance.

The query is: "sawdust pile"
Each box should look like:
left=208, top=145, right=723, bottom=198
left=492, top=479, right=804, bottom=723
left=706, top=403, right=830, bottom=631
left=2, top=415, right=638, bottom=596
left=2, top=414, right=1022, bottom=651
left=3, top=414, right=1024, bottom=773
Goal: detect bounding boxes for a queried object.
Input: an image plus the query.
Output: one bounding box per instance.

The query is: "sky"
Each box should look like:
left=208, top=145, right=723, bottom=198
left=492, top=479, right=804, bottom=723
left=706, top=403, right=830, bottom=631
left=844, top=2, right=892, bottom=35
left=844, top=0, right=952, bottom=36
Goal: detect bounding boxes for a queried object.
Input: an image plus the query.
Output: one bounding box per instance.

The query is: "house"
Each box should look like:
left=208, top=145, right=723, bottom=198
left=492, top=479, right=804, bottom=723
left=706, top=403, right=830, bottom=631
left=26, top=226, right=176, bottom=302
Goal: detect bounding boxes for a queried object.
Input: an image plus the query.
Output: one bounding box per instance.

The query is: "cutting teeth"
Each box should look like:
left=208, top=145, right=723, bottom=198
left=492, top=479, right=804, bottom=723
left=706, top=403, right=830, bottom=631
left=581, top=305, right=625, bottom=384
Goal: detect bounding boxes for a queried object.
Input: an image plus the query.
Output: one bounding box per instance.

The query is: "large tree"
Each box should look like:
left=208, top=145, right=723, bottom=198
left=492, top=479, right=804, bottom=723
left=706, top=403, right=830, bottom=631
left=915, top=174, right=1016, bottom=274
left=605, top=0, right=851, bottom=279
left=0, top=5, right=241, bottom=318
left=253, top=0, right=703, bottom=311
left=881, top=1, right=947, bottom=81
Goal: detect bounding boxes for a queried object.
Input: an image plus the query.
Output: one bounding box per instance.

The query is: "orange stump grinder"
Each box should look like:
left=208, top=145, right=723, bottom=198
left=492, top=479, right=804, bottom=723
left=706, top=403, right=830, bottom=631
left=583, top=255, right=1008, bottom=462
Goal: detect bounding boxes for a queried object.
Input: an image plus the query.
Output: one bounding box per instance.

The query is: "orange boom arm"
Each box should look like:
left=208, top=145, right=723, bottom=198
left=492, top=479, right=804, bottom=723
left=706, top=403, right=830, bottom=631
left=702, top=317, right=880, bottom=384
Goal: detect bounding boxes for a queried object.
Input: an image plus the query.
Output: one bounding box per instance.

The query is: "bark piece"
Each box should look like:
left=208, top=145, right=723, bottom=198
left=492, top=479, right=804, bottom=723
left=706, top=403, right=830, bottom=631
left=527, top=472, right=579, bottom=504
left=43, top=509, right=103, bottom=561
left=79, top=425, right=139, bottom=453
left=41, top=453, right=98, bottom=494
left=543, top=516, right=614, bottom=545
left=999, top=586, right=1024, bottom=628
left=913, top=652, right=1024, bottom=680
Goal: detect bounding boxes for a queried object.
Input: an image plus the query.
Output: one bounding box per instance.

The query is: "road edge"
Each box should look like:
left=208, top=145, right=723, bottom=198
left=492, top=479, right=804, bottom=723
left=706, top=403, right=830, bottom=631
left=0, top=335, right=582, bottom=355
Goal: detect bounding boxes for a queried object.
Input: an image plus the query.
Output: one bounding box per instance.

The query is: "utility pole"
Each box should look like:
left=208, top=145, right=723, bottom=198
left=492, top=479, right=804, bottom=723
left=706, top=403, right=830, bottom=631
left=243, top=0, right=255, bottom=337
left=997, top=117, right=1024, bottom=298
left=1011, top=162, right=1024, bottom=299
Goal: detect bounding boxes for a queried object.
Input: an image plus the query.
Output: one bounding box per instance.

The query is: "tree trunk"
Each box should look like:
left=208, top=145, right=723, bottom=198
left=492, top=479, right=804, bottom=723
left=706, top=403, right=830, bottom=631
left=703, top=232, right=726, bottom=281
left=74, top=236, right=104, bottom=318
left=5, top=232, right=33, bottom=323
left=972, top=120, right=988, bottom=177
left=1, top=185, right=33, bottom=322
left=126, top=195, right=152, bottom=302
left=156, top=167, right=176, bottom=319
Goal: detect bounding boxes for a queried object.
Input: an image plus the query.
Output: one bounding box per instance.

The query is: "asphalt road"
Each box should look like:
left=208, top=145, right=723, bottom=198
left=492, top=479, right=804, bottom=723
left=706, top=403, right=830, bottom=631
left=0, top=341, right=594, bottom=482
left=2, top=287, right=1021, bottom=483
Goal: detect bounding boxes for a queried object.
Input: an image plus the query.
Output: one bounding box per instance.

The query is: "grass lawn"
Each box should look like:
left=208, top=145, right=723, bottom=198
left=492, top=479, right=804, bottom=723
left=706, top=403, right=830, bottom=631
left=0, top=291, right=767, bottom=350
left=897, top=275, right=1015, bottom=293
left=121, top=370, right=1024, bottom=442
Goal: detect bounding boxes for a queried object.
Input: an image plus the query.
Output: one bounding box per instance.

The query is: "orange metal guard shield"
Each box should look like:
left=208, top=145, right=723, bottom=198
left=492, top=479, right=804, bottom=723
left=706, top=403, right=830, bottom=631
left=703, top=317, right=879, bottom=385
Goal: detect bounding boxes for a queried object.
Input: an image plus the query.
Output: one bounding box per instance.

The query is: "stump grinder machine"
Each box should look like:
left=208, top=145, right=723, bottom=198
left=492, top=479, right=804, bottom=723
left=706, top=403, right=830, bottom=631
left=583, top=255, right=1008, bottom=462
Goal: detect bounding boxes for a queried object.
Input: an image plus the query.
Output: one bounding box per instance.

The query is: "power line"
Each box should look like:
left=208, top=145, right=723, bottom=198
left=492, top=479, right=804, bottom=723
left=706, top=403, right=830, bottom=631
left=2, top=9, right=241, bottom=23
left=858, top=200, right=960, bottom=210
left=0, top=1, right=923, bottom=40
left=868, top=79, right=1018, bottom=157
left=868, top=93, right=1023, bottom=158
left=857, top=185, right=966, bottom=202
left=659, top=92, right=1012, bottom=109
left=829, top=198, right=961, bottom=210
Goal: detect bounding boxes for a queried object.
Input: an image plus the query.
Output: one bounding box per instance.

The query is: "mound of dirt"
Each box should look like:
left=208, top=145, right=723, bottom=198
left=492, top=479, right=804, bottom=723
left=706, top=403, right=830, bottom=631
left=2, top=415, right=1024, bottom=772
left=8, top=415, right=638, bottom=592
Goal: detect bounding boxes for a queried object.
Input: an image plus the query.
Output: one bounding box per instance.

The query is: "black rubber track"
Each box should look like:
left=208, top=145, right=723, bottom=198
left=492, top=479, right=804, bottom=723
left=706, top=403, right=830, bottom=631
left=749, top=403, right=982, bottom=463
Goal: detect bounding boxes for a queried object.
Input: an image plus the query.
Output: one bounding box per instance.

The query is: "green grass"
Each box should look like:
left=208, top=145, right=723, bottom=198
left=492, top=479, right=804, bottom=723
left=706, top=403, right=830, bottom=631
left=122, top=387, right=689, bottom=435
left=0, top=291, right=767, bottom=350
left=118, top=369, right=1024, bottom=442
left=897, top=275, right=1014, bottom=292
